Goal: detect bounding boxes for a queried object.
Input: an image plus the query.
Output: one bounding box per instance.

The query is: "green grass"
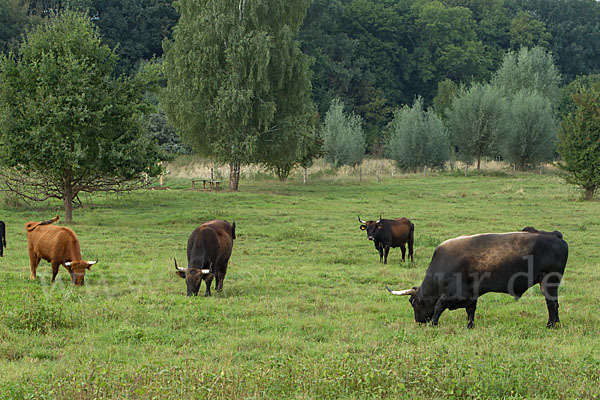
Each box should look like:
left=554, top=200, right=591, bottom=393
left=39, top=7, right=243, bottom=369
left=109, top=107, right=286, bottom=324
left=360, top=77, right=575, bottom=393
left=0, top=173, right=599, bottom=399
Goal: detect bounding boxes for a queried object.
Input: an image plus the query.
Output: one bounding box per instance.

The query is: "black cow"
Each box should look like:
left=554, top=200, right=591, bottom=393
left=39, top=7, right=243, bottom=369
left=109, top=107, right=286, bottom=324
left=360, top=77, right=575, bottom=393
left=175, top=220, right=236, bottom=296
left=359, top=216, right=414, bottom=263
left=0, top=221, right=5, bottom=257
left=387, top=228, right=568, bottom=328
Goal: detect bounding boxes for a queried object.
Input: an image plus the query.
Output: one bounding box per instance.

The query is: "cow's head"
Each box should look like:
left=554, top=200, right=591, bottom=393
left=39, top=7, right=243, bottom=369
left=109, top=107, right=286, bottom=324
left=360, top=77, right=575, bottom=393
left=64, top=259, right=97, bottom=286
left=358, top=215, right=383, bottom=241
left=174, top=258, right=211, bottom=296
left=386, top=286, right=436, bottom=324
left=230, top=221, right=236, bottom=240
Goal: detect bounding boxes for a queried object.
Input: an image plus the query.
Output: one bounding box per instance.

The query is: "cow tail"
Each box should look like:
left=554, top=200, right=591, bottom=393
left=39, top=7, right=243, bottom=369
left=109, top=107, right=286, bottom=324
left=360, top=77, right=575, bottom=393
left=0, top=221, right=5, bottom=253
left=25, top=215, right=59, bottom=232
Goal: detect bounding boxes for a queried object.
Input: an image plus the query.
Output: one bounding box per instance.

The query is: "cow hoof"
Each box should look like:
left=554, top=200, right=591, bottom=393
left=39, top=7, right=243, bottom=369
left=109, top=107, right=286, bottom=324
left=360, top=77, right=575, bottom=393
left=29, top=275, right=36, bottom=280
left=467, top=322, right=474, bottom=329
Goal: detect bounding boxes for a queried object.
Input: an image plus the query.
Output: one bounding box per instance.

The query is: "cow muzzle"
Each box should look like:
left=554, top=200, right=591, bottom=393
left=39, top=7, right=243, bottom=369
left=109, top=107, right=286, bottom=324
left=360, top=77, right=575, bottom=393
left=368, top=236, right=374, bottom=240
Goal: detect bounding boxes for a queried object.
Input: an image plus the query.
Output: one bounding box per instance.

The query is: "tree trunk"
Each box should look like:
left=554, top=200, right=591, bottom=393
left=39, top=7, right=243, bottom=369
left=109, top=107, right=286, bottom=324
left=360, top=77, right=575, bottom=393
left=585, top=187, right=595, bottom=201
left=477, top=154, right=481, bottom=171
left=464, top=165, right=468, bottom=177
left=64, top=179, right=73, bottom=223
left=229, top=162, right=240, bottom=191
left=303, top=167, right=307, bottom=184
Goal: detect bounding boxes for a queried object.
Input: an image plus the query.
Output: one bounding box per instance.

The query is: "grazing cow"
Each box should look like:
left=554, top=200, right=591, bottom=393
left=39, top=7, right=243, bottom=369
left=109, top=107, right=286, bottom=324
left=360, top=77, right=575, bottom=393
left=25, top=216, right=97, bottom=285
left=175, top=219, right=236, bottom=296
left=0, top=220, right=5, bottom=257
left=387, top=228, right=568, bottom=328
left=359, top=216, right=414, bottom=263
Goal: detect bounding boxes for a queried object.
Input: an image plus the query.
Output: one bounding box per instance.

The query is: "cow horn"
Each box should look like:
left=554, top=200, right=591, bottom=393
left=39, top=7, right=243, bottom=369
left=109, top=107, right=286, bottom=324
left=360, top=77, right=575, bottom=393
left=201, top=269, right=211, bottom=274
left=376, top=214, right=382, bottom=224
left=386, top=285, right=416, bottom=296
left=174, top=258, right=185, bottom=271
left=65, top=262, right=71, bottom=267
left=358, top=215, right=366, bottom=224
left=87, top=259, right=98, bottom=266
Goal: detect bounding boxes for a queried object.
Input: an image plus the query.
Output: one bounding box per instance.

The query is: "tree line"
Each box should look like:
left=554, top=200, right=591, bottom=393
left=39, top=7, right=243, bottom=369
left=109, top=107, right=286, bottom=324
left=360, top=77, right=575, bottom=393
left=0, top=0, right=599, bottom=223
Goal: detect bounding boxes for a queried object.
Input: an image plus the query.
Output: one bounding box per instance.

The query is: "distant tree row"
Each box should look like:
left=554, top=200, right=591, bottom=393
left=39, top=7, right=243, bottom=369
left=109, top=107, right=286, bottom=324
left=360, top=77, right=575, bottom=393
left=300, top=0, right=600, bottom=146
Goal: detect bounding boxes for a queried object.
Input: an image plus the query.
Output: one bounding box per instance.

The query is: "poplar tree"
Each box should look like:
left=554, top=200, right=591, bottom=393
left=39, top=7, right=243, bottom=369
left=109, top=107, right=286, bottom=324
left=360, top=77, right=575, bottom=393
left=162, top=0, right=314, bottom=190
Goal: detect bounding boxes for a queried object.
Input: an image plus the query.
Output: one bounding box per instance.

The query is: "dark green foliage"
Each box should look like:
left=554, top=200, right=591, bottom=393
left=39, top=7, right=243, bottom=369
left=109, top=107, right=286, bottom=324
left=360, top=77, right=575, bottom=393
left=144, top=111, right=189, bottom=155
left=386, top=97, right=449, bottom=172
left=0, top=0, right=31, bottom=53
left=512, top=0, right=600, bottom=82
left=0, top=11, right=164, bottom=222
left=508, top=11, right=551, bottom=50
left=558, top=84, right=600, bottom=200
left=88, top=0, right=179, bottom=74
left=559, top=74, right=600, bottom=119
left=499, top=91, right=557, bottom=171
left=433, top=79, right=460, bottom=119
left=321, top=99, right=366, bottom=168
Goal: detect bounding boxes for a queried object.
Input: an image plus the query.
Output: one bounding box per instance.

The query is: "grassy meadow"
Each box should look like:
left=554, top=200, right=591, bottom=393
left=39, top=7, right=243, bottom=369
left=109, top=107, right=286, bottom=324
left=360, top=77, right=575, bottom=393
left=0, top=164, right=599, bottom=399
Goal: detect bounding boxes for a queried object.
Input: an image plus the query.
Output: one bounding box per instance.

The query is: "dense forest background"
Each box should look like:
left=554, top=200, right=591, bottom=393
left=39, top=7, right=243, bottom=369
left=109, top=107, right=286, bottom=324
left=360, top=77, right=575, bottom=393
left=1, top=0, right=599, bottom=150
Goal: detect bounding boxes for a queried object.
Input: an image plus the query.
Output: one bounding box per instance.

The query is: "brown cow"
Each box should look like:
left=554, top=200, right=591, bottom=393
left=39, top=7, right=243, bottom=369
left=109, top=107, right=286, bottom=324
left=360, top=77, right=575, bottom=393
left=359, top=216, right=414, bottom=263
left=25, top=216, right=97, bottom=285
left=175, top=219, right=236, bottom=296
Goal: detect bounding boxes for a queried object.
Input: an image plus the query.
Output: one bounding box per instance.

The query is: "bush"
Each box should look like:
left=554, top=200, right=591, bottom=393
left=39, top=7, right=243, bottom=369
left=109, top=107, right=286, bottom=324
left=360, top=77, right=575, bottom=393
left=321, top=99, right=366, bottom=168
left=386, top=97, right=449, bottom=172
left=499, top=91, right=557, bottom=171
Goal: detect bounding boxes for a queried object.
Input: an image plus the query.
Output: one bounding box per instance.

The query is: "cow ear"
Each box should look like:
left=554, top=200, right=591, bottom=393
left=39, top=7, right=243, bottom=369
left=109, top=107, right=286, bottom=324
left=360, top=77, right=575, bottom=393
left=175, top=270, right=186, bottom=278
left=360, top=225, right=366, bottom=230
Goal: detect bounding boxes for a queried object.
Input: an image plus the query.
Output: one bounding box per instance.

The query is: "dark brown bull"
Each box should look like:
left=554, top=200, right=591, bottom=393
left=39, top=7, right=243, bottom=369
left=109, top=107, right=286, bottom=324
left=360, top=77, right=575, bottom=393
left=387, top=228, right=568, bottom=328
left=359, top=216, right=414, bottom=263
left=25, top=216, right=98, bottom=285
left=175, top=219, right=236, bottom=296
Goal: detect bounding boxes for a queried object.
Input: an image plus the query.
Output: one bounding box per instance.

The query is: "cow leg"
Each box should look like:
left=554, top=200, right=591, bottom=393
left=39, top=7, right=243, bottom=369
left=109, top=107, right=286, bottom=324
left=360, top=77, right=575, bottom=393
left=400, top=244, right=406, bottom=262
left=540, top=276, right=561, bottom=328
left=51, top=262, right=61, bottom=283
left=216, top=272, right=225, bottom=292
left=383, top=245, right=390, bottom=264
left=29, top=254, right=41, bottom=280
left=204, top=275, right=214, bottom=297
left=408, top=238, right=414, bottom=263
left=376, top=243, right=384, bottom=263
left=466, top=301, right=477, bottom=329
left=431, top=295, right=449, bottom=326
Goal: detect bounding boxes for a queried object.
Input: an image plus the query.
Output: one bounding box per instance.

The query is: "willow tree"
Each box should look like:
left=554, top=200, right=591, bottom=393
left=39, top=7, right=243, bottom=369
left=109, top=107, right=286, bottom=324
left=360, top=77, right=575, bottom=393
left=0, top=11, right=164, bottom=222
left=162, top=0, right=314, bottom=190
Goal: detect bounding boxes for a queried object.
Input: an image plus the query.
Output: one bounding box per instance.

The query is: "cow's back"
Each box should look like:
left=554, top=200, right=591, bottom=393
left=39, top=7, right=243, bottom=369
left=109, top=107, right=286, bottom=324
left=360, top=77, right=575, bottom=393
left=187, top=226, right=222, bottom=269
left=27, top=224, right=82, bottom=262
left=199, top=220, right=234, bottom=260
left=426, top=232, right=568, bottom=296
left=388, top=218, right=412, bottom=246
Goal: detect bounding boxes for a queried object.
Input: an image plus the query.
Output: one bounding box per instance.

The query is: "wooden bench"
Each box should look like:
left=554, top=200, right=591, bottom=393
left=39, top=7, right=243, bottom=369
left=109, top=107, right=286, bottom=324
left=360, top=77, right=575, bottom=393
left=192, top=179, right=221, bottom=190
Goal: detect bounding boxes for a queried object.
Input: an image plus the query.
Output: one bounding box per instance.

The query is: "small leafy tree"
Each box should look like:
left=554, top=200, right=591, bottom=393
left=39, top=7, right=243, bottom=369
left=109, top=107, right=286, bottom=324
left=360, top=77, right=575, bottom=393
left=499, top=91, right=557, bottom=171
left=321, top=98, right=366, bottom=168
left=0, top=11, right=164, bottom=222
left=558, top=84, right=600, bottom=200
left=447, top=83, right=505, bottom=171
left=386, top=97, right=449, bottom=173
